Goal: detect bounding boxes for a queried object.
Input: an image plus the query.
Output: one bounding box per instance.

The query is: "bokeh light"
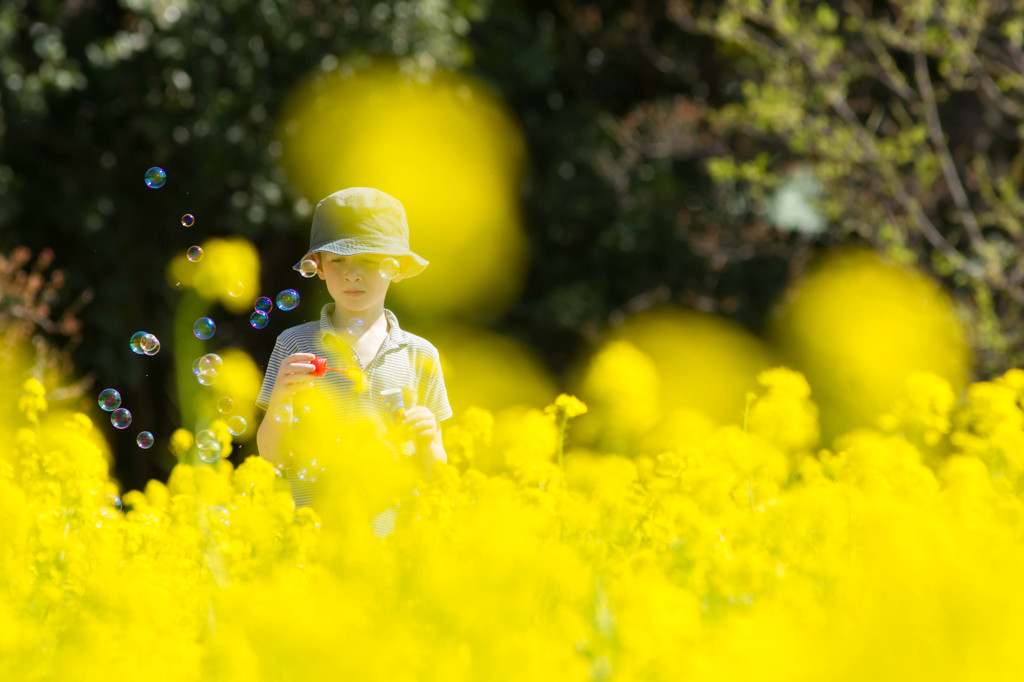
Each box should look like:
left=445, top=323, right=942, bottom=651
left=570, top=306, right=780, bottom=454
left=167, top=237, right=261, bottom=313
left=767, top=247, right=971, bottom=443
left=275, top=63, right=528, bottom=320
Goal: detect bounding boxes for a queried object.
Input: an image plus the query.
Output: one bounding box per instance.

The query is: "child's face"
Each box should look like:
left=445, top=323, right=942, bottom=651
left=312, top=252, right=396, bottom=314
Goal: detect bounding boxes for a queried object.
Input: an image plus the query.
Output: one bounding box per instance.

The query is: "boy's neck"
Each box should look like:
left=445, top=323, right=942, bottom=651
left=331, top=303, right=387, bottom=340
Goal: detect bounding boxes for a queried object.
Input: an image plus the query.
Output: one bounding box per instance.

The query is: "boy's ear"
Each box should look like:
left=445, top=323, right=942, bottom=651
left=310, top=253, right=325, bottom=279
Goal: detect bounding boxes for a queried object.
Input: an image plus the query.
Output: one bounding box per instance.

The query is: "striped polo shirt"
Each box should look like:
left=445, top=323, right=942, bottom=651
left=256, top=304, right=453, bottom=526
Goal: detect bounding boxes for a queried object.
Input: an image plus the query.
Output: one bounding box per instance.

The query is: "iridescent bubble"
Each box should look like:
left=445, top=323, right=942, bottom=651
left=129, top=331, right=147, bottom=355
left=346, top=318, right=365, bottom=336
left=227, top=415, right=247, bottom=436
left=193, top=317, right=216, bottom=340
left=296, top=459, right=320, bottom=482
left=227, top=281, right=244, bottom=298
left=139, top=333, right=160, bottom=355
left=187, top=245, right=203, bottom=262
left=136, top=431, right=154, bottom=449
left=273, top=404, right=293, bottom=424
left=254, top=296, right=272, bottom=313
left=192, top=353, right=223, bottom=376
left=100, top=495, right=123, bottom=518
left=217, top=397, right=233, bottom=414
left=111, top=408, right=132, bottom=429
left=197, top=440, right=221, bottom=463
left=378, top=257, right=400, bottom=280
left=181, top=213, right=195, bottom=227
left=210, top=505, right=231, bottom=526
left=196, top=429, right=216, bottom=446
left=275, top=289, right=300, bottom=311
left=98, top=388, right=121, bottom=411
left=144, top=166, right=166, bottom=189
left=250, top=310, right=269, bottom=329
left=298, top=259, right=318, bottom=278
left=197, top=369, right=218, bottom=386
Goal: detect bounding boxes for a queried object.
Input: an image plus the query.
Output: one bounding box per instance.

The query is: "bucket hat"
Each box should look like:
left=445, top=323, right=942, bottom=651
left=294, top=187, right=428, bottom=279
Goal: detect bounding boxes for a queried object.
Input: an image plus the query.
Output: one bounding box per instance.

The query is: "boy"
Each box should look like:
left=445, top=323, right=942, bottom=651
left=256, top=187, right=452, bottom=522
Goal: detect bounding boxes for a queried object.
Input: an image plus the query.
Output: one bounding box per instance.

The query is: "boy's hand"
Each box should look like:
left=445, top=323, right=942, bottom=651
left=272, top=352, right=317, bottom=399
left=403, top=405, right=438, bottom=446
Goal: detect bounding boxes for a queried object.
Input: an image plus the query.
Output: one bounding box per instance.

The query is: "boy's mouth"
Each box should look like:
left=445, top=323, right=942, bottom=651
left=344, top=289, right=364, bottom=295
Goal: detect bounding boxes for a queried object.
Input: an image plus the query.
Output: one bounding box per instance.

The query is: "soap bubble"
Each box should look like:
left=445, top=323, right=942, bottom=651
left=193, top=317, right=216, bottom=340
left=196, top=429, right=216, bottom=446
left=227, top=415, right=247, bottom=436
left=136, top=431, right=154, bottom=449
left=250, top=310, right=269, bottom=329
left=192, top=353, right=223, bottom=376
left=187, top=245, right=203, bottom=262
left=210, top=506, right=231, bottom=526
left=227, top=281, right=245, bottom=298
left=254, top=296, right=272, bottom=313
left=111, top=408, right=132, bottom=429
left=217, top=397, right=233, bottom=414
left=378, top=257, right=400, bottom=280
left=273, top=404, right=293, bottom=424
left=98, top=388, right=121, bottom=411
left=296, top=459, right=320, bottom=482
left=144, top=167, right=166, bottom=189
left=140, top=333, right=160, bottom=355
left=197, top=440, right=221, bottom=463
left=299, top=259, right=318, bottom=278
left=196, top=369, right=218, bottom=386
left=129, top=331, right=147, bottom=355
left=100, top=495, right=123, bottom=518
left=346, top=318, right=365, bottom=335
left=181, top=213, right=195, bottom=227
left=276, top=289, right=300, bottom=311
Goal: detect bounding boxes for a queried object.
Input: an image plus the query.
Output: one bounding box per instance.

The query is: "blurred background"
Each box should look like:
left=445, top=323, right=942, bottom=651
left=1, top=0, right=1021, bottom=491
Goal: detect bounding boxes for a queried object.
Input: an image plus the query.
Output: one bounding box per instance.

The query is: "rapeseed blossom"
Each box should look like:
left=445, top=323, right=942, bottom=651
left=6, top=358, right=1024, bottom=681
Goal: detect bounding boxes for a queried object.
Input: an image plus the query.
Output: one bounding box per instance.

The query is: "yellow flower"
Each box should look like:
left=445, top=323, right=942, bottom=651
left=169, top=428, right=194, bottom=459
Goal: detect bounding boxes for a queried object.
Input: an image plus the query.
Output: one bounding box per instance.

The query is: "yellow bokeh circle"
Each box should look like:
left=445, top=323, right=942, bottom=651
left=767, top=247, right=971, bottom=443
left=275, top=64, right=528, bottom=320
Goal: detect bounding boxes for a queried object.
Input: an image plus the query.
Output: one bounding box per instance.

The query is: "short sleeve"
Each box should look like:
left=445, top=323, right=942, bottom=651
left=425, top=357, right=453, bottom=423
left=256, top=335, right=297, bottom=410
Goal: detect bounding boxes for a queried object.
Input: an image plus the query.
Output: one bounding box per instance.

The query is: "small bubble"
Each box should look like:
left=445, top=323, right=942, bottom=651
left=196, top=429, right=216, bottom=446
left=254, top=296, right=272, bottom=313
left=275, top=289, right=300, bottom=311
left=227, top=415, right=247, bottom=436
left=111, top=408, right=132, bottom=429
left=217, top=397, right=233, bottom=414
left=144, top=167, right=166, bottom=189
left=140, top=333, right=160, bottom=355
left=98, top=388, right=121, bottom=411
left=196, top=369, right=218, bottom=386
left=296, top=459, right=320, bottom=482
left=227, top=281, right=244, bottom=297
left=298, top=259, right=318, bottom=278
left=250, top=310, right=269, bottom=329
left=181, top=213, right=195, bottom=227
left=210, top=505, right=231, bottom=526
left=346, top=318, right=365, bottom=335
left=193, top=317, right=216, bottom=340
left=129, top=331, right=147, bottom=355
left=378, top=257, right=400, bottom=280
left=192, top=353, right=223, bottom=376
left=100, top=494, right=123, bottom=518
left=187, top=245, right=203, bottom=262
left=137, top=431, right=154, bottom=449
left=273, top=404, right=293, bottom=423
left=197, top=440, right=221, bottom=463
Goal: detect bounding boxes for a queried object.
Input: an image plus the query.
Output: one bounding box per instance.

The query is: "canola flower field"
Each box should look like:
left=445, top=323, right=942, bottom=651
left=4, top=362, right=1024, bottom=681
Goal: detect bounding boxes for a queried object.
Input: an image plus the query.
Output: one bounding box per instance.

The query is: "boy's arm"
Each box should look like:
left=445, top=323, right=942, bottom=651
left=403, top=406, right=447, bottom=478
left=256, top=352, right=317, bottom=468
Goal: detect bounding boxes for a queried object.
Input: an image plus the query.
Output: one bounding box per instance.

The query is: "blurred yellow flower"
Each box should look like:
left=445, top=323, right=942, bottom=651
left=166, top=237, right=260, bottom=313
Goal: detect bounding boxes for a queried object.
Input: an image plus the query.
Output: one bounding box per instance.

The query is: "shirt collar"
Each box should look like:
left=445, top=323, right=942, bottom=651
left=318, top=303, right=408, bottom=351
